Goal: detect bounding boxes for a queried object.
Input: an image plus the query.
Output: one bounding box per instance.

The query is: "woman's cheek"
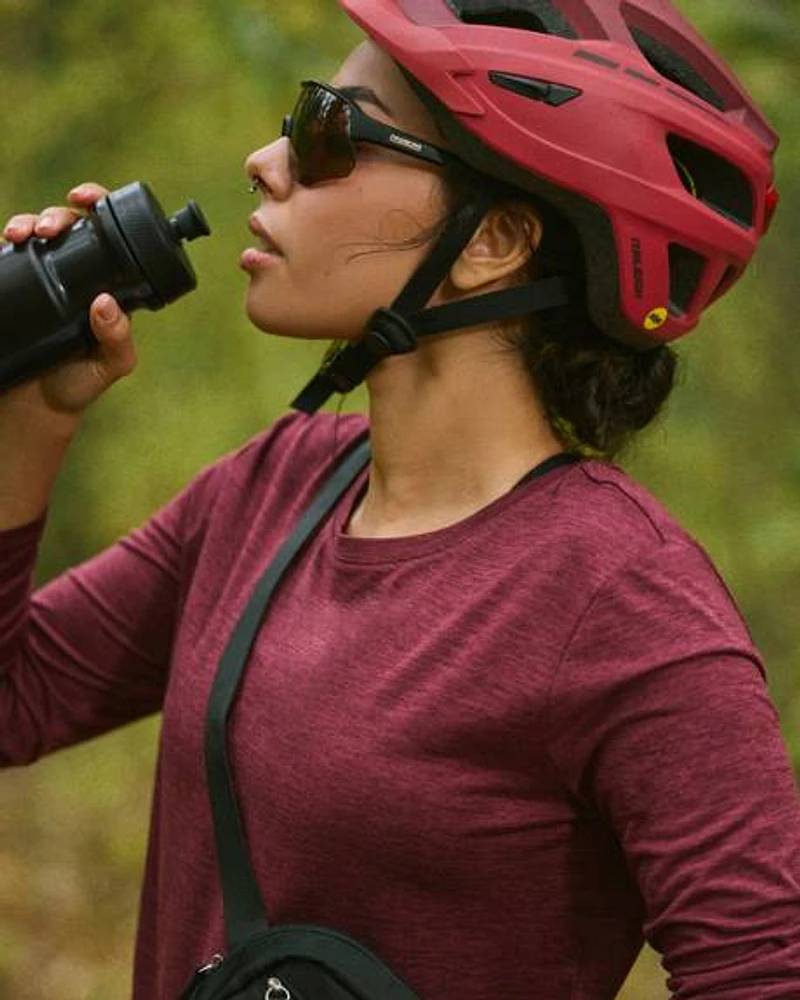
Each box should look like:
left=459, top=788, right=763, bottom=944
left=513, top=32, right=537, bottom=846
left=242, top=180, right=445, bottom=340
left=243, top=265, right=379, bottom=342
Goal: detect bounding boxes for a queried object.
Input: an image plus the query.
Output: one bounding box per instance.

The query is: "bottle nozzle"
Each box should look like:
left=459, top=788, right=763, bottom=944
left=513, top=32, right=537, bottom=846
left=170, top=201, right=211, bottom=243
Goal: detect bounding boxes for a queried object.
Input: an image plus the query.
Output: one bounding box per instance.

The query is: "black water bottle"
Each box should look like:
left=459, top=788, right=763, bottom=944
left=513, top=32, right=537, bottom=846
left=0, top=181, right=211, bottom=389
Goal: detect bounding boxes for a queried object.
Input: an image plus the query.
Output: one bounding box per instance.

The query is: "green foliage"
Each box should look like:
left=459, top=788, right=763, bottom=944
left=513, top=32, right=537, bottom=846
left=0, top=2, right=798, bottom=998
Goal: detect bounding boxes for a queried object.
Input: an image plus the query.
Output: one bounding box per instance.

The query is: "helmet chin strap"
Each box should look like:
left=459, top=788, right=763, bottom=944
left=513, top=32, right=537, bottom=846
left=290, top=193, right=571, bottom=414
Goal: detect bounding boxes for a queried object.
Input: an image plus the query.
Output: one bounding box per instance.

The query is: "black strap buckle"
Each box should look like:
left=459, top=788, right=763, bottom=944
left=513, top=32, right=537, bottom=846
left=362, top=308, right=418, bottom=358
left=291, top=309, right=420, bottom=412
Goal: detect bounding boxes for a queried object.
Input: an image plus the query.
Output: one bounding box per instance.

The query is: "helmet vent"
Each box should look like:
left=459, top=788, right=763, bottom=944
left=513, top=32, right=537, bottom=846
left=709, top=265, right=741, bottom=304
left=667, top=134, right=755, bottom=229
left=445, top=0, right=578, bottom=39
left=668, top=244, right=706, bottom=316
left=620, top=11, right=726, bottom=112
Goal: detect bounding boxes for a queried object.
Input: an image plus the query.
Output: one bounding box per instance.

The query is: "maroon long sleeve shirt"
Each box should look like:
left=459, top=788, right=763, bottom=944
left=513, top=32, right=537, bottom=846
left=2, top=412, right=799, bottom=999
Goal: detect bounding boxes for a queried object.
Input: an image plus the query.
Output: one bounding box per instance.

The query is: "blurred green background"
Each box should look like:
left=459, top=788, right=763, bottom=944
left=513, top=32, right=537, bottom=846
left=0, top=1, right=797, bottom=997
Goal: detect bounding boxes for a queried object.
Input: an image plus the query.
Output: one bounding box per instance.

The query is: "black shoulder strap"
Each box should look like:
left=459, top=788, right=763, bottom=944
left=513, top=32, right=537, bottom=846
left=204, top=435, right=372, bottom=949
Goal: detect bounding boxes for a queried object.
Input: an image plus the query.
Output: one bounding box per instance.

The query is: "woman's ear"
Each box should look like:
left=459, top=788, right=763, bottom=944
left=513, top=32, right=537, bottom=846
left=449, top=203, right=543, bottom=293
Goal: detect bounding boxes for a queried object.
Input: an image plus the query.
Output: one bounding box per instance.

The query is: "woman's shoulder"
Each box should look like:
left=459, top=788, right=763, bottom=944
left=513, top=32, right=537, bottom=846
left=199, top=410, right=366, bottom=486
left=545, top=458, right=754, bottom=645
left=551, top=458, right=701, bottom=557
left=172, top=411, right=369, bottom=537
left=534, top=458, right=750, bottom=627
left=229, top=410, right=368, bottom=480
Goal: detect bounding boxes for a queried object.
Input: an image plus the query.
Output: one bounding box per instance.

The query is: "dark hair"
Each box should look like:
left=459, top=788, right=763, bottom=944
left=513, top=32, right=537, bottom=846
left=439, top=161, right=679, bottom=460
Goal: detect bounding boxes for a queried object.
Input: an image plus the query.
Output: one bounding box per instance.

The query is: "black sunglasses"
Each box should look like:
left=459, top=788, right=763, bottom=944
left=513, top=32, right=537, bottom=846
left=281, top=80, right=456, bottom=186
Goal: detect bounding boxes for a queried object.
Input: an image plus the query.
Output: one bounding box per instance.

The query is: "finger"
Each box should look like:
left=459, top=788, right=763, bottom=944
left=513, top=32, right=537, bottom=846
left=33, top=205, right=82, bottom=239
left=89, top=294, right=137, bottom=383
left=67, top=182, right=110, bottom=209
left=2, top=183, right=109, bottom=243
left=2, top=213, right=39, bottom=243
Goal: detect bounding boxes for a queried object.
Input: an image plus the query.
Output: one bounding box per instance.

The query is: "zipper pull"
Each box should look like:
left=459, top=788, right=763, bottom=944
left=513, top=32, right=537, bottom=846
left=178, top=954, right=225, bottom=1000
left=265, top=977, right=292, bottom=1000
left=197, top=953, right=225, bottom=976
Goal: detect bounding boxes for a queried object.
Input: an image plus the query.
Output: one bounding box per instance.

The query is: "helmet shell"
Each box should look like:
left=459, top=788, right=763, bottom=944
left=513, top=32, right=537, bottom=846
left=338, top=0, right=779, bottom=347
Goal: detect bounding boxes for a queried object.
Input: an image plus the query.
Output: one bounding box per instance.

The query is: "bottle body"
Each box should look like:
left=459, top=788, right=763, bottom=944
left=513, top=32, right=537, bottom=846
left=0, top=182, right=209, bottom=389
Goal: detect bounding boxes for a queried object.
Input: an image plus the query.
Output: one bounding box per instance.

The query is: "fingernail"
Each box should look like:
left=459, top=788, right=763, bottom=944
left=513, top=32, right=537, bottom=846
left=98, top=296, right=118, bottom=321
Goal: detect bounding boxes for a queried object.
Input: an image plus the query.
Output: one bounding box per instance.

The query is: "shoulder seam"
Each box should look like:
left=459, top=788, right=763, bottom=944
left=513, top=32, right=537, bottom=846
left=573, top=463, right=670, bottom=545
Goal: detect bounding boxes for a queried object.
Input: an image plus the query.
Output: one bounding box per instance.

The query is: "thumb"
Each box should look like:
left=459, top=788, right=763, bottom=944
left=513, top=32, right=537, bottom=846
left=89, top=294, right=138, bottom=384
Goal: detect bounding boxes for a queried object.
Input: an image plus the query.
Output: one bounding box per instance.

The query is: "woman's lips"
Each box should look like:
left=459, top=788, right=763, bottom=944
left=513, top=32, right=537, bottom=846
left=241, top=216, right=285, bottom=271
left=240, top=246, right=283, bottom=271
left=249, top=215, right=283, bottom=253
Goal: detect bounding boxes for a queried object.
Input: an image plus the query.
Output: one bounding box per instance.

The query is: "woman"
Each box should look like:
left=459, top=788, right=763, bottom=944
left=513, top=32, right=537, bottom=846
left=1, top=1, right=798, bottom=998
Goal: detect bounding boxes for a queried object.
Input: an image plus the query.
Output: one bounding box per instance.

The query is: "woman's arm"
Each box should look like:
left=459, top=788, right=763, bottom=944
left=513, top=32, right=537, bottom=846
left=547, top=539, right=800, bottom=998
left=0, top=183, right=137, bottom=531
left=0, top=185, right=176, bottom=762
left=0, top=476, right=196, bottom=765
left=0, top=390, right=82, bottom=532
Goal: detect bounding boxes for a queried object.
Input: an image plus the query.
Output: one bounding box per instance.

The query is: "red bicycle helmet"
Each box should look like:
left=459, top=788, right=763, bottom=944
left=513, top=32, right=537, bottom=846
left=338, top=0, right=780, bottom=348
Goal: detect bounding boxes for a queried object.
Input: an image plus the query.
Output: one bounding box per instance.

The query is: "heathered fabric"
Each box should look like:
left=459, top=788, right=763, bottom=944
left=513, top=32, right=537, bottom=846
left=1, top=411, right=799, bottom=1000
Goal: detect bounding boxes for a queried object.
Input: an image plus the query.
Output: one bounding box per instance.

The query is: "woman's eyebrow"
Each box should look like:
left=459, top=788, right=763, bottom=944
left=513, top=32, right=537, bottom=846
left=337, top=85, right=393, bottom=117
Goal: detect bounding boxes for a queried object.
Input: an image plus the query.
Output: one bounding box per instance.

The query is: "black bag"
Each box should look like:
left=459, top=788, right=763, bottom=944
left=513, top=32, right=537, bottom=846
left=180, top=437, right=425, bottom=1000
left=180, top=925, right=425, bottom=1000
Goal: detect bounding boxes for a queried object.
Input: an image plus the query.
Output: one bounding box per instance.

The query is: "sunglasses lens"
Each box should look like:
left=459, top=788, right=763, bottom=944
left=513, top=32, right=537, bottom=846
left=291, top=84, right=355, bottom=185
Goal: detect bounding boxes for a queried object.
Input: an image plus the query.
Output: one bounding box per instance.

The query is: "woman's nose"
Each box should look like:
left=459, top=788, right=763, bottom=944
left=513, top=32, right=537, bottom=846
left=244, top=137, right=294, bottom=200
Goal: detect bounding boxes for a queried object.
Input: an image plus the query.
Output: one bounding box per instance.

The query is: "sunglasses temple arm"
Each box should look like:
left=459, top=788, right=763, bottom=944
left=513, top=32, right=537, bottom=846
left=352, top=118, right=450, bottom=168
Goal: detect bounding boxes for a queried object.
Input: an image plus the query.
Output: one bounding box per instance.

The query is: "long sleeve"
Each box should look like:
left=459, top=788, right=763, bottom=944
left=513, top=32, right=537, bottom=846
left=546, top=538, right=800, bottom=998
left=0, top=411, right=350, bottom=768
left=0, top=463, right=221, bottom=766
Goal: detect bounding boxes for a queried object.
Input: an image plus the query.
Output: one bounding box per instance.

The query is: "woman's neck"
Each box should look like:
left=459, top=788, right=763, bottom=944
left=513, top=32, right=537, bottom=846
left=347, top=333, right=563, bottom=539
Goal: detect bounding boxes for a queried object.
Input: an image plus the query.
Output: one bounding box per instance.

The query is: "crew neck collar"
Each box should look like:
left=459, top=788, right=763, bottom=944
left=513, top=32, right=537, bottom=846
left=330, top=454, right=579, bottom=566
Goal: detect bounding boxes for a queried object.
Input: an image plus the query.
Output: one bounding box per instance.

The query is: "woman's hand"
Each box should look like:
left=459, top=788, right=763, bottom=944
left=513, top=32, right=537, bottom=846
left=1, top=182, right=137, bottom=418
